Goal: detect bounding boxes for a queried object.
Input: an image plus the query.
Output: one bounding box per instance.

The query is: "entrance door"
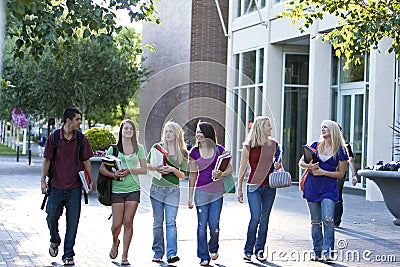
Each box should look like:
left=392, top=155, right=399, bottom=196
left=340, top=86, right=365, bottom=188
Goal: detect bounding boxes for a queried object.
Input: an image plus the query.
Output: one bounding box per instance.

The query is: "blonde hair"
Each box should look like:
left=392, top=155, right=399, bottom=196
left=243, top=116, right=273, bottom=147
left=318, top=120, right=345, bottom=156
left=161, top=121, right=187, bottom=165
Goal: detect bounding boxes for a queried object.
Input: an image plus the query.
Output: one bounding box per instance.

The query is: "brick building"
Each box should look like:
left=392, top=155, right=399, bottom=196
left=139, top=0, right=229, bottom=151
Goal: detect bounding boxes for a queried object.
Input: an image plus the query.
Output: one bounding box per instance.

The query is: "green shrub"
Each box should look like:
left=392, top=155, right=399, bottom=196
left=84, top=128, right=116, bottom=153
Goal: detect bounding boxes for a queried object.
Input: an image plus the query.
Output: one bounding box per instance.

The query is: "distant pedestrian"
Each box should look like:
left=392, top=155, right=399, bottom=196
left=40, top=108, right=94, bottom=266
left=188, top=121, right=232, bottom=266
left=298, top=120, right=348, bottom=261
left=99, top=119, right=147, bottom=266
left=38, top=133, right=47, bottom=157
left=147, top=121, right=188, bottom=264
left=237, top=116, right=282, bottom=261
left=335, top=124, right=358, bottom=227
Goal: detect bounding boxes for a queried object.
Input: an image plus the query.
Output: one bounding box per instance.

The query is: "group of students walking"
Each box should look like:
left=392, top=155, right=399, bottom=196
left=41, top=108, right=354, bottom=266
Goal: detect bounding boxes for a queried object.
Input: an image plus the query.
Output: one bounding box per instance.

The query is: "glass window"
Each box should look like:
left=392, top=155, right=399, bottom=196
left=340, top=55, right=365, bottom=83
left=285, top=54, right=309, bottom=85
left=331, top=55, right=339, bottom=85
left=233, top=54, right=240, bottom=87
left=242, top=51, right=256, bottom=86
left=258, top=48, right=264, bottom=83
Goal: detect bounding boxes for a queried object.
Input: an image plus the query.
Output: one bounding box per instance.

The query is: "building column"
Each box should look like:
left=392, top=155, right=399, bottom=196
left=307, top=37, right=331, bottom=142
left=366, top=37, right=396, bottom=201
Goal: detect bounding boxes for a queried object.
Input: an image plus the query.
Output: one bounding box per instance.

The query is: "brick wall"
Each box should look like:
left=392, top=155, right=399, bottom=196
left=140, top=0, right=229, bottom=150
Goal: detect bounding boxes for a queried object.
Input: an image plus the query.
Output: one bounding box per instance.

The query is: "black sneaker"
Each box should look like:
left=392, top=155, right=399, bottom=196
left=167, top=256, right=180, bottom=263
left=255, top=250, right=266, bottom=261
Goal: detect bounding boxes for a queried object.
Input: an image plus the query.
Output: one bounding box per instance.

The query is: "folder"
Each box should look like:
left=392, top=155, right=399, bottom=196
left=303, top=145, right=318, bottom=164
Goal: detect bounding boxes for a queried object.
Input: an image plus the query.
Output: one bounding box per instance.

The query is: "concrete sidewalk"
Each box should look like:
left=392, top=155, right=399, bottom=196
left=0, top=155, right=399, bottom=266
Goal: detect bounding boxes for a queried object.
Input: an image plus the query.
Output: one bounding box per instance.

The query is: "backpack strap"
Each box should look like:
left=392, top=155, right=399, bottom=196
left=111, top=144, right=119, bottom=157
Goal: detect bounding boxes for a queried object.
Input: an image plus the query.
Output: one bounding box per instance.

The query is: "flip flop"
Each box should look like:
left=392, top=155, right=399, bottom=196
left=49, top=242, right=59, bottom=257
left=63, top=257, right=74, bottom=266
left=121, top=259, right=130, bottom=265
left=109, top=239, right=120, bottom=259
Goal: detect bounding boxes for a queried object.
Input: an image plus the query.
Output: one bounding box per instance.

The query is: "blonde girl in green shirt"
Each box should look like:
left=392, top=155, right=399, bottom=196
left=147, top=121, right=188, bottom=264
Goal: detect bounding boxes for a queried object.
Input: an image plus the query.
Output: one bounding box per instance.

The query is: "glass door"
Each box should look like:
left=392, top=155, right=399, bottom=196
left=340, top=87, right=365, bottom=188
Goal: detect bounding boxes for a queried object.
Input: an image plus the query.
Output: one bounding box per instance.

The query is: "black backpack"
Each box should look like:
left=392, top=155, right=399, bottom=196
left=97, top=144, right=119, bottom=206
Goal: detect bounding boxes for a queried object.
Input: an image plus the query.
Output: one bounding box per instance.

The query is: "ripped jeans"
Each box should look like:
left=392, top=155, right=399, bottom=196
left=307, top=199, right=335, bottom=257
left=194, top=189, right=223, bottom=262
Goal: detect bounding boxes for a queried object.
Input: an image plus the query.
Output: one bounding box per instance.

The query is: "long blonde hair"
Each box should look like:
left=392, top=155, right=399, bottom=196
left=161, top=121, right=187, bottom=165
left=318, top=120, right=345, bottom=156
left=243, top=116, right=273, bottom=147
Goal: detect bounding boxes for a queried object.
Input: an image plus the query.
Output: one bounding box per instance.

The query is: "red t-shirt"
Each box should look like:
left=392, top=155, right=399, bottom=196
left=245, top=140, right=278, bottom=186
left=44, top=129, right=94, bottom=190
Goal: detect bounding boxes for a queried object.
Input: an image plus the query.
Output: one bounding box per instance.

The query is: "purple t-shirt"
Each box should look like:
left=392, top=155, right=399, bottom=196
left=189, top=144, right=224, bottom=192
left=303, top=141, right=349, bottom=202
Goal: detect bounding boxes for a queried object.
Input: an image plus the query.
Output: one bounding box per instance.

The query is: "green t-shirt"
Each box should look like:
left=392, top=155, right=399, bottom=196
left=146, top=143, right=188, bottom=186
left=106, top=144, right=145, bottom=193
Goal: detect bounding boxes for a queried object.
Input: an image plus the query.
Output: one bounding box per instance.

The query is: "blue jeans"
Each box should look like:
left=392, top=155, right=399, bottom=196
left=244, top=184, right=276, bottom=256
left=150, top=184, right=180, bottom=260
left=307, top=198, right=336, bottom=257
left=46, top=187, right=81, bottom=260
left=194, top=190, right=223, bottom=262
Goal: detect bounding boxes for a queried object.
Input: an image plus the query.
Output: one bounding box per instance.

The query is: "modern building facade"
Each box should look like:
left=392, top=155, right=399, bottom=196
left=225, top=0, right=398, bottom=200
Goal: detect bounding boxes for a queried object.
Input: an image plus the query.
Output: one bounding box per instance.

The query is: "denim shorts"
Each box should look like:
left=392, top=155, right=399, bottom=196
left=111, top=191, right=140, bottom=203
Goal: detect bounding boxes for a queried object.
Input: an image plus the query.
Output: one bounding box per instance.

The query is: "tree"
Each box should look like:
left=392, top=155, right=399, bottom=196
left=6, top=0, right=159, bottom=60
left=1, top=27, right=143, bottom=125
left=279, top=0, right=400, bottom=64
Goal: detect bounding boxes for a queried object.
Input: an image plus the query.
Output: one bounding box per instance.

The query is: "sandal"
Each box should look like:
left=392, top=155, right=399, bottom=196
left=152, top=258, right=162, bottom=262
left=121, top=259, right=130, bottom=265
left=49, top=242, right=59, bottom=257
left=109, top=239, right=120, bottom=259
left=63, top=257, right=74, bottom=266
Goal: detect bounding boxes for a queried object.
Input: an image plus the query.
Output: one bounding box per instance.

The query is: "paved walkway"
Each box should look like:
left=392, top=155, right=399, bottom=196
left=0, top=155, right=399, bottom=266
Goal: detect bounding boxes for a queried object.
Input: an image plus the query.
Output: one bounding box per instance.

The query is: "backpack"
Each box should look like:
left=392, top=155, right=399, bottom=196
left=97, top=144, right=119, bottom=206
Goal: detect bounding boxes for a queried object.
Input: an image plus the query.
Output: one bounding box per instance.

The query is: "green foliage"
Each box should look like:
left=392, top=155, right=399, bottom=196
left=278, top=0, right=400, bottom=65
left=84, top=127, right=116, bottom=152
left=6, top=0, right=160, bottom=60
left=1, top=27, right=143, bottom=124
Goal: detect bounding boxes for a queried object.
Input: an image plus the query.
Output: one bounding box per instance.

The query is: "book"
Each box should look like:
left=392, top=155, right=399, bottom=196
left=303, top=145, right=318, bottom=164
left=149, top=147, right=165, bottom=180
left=214, top=152, right=232, bottom=172
left=79, top=170, right=90, bottom=194
left=101, top=155, right=123, bottom=171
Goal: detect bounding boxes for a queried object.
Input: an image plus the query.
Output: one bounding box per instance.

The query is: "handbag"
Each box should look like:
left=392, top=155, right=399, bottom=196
left=299, top=170, right=308, bottom=191
left=269, top=169, right=292, bottom=188
left=268, top=144, right=291, bottom=188
left=222, top=174, right=236, bottom=194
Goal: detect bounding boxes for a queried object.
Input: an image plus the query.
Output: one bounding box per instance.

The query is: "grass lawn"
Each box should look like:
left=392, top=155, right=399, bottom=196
left=0, top=144, right=17, bottom=155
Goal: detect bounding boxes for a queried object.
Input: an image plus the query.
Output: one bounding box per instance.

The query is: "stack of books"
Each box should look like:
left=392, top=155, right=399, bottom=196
left=214, top=152, right=232, bottom=172
left=101, top=155, right=123, bottom=172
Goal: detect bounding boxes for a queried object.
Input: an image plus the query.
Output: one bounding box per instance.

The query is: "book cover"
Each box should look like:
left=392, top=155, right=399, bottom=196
left=79, top=171, right=90, bottom=193
left=214, top=153, right=232, bottom=172
left=303, top=145, right=318, bottom=164
left=149, top=147, right=164, bottom=180
left=101, top=155, right=123, bottom=171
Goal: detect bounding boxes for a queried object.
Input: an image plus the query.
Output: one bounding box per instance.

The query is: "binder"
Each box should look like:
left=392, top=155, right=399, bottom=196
left=303, top=145, right=318, bottom=164
left=214, top=153, right=232, bottom=172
